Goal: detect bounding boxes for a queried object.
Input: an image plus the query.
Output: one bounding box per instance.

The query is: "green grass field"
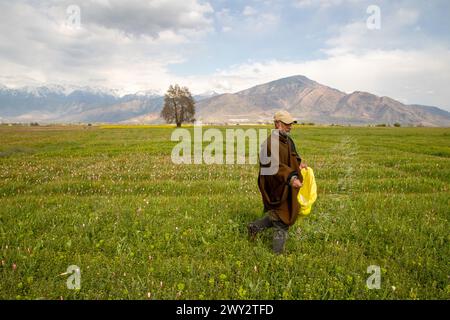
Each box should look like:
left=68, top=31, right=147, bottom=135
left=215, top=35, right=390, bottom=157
left=0, top=124, right=449, bottom=300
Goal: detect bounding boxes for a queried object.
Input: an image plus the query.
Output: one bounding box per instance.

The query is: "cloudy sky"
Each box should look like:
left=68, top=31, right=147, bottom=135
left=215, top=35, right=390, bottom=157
left=0, top=0, right=449, bottom=109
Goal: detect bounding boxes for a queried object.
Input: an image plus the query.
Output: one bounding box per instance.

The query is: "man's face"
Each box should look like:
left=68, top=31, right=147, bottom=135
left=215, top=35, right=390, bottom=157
left=276, top=121, right=293, bottom=134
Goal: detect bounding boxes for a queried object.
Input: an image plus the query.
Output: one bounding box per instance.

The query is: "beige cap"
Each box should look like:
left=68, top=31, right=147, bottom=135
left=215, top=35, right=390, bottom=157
left=274, top=110, right=297, bottom=124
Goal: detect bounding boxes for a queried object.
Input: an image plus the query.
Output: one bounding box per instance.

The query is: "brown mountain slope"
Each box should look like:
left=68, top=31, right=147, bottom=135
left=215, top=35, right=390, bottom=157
left=196, top=75, right=450, bottom=126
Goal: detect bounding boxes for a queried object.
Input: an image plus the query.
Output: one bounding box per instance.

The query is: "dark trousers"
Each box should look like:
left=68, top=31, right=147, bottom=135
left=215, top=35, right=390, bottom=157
left=249, top=211, right=289, bottom=254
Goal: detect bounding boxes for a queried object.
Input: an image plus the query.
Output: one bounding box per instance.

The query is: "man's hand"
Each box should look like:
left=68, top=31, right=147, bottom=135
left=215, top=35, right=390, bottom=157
left=299, top=162, right=308, bottom=170
left=292, top=177, right=302, bottom=189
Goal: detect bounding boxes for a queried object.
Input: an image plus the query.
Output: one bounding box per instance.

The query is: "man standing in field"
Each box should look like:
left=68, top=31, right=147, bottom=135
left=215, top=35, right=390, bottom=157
left=247, top=110, right=307, bottom=254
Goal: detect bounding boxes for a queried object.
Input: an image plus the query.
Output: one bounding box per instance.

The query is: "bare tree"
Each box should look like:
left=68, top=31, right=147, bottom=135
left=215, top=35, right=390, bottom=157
left=160, top=85, right=195, bottom=127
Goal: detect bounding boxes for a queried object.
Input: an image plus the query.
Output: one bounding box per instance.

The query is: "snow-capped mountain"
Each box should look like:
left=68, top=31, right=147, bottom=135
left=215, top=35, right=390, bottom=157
left=134, top=89, right=163, bottom=97
left=0, top=84, right=164, bottom=123
left=193, top=90, right=220, bottom=102
left=1, top=78, right=449, bottom=126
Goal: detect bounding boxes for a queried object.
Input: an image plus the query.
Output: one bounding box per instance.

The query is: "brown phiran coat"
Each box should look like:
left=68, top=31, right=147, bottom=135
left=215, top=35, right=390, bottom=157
left=258, top=131, right=302, bottom=226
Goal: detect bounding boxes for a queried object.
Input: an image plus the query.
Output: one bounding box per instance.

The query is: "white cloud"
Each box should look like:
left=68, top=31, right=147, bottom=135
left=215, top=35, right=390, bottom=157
left=243, top=6, right=257, bottom=16
left=323, top=6, right=422, bottom=55
left=393, top=7, right=420, bottom=26
left=294, top=0, right=357, bottom=9
left=215, top=6, right=279, bottom=34
left=48, top=0, right=214, bottom=38
left=0, top=0, right=214, bottom=92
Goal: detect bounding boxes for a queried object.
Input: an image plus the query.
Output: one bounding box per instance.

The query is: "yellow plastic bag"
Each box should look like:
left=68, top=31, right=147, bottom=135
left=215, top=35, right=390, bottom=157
left=297, top=167, right=317, bottom=216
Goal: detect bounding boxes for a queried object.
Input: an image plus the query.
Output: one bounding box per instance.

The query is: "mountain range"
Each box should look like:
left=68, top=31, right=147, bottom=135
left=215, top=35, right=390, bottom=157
left=0, top=85, right=164, bottom=124
left=0, top=76, right=449, bottom=126
left=196, top=76, right=450, bottom=126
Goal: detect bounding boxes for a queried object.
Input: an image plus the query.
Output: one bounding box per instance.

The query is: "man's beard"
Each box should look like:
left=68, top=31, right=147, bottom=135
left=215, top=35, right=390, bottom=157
left=279, top=130, right=290, bottom=137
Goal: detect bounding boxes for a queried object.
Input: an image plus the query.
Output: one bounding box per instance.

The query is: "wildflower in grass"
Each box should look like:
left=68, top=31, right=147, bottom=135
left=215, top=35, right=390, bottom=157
left=12, top=263, right=17, bottom=271
left=177, top=283, right=185, bottom=291
left=238, top=286, right=247, bottom=298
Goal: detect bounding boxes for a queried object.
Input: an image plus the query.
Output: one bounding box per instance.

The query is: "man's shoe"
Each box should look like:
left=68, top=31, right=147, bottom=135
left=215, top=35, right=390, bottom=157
left=247, top=224, right=258, bottom=241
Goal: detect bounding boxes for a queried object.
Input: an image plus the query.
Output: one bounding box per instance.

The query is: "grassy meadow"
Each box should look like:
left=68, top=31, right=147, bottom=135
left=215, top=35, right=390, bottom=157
left=0, top=124, right=449, bottom=300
